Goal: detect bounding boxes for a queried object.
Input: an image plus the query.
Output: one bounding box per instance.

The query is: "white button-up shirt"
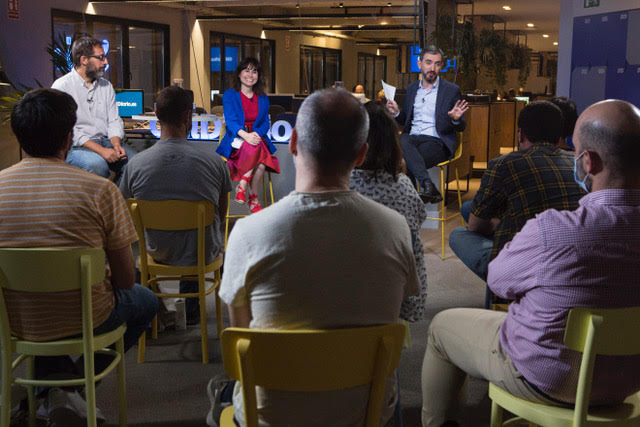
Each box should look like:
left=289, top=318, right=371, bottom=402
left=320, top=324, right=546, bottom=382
left=52, top=68, right=124, bottom=148
left=410, top=77, right=440, bottom=138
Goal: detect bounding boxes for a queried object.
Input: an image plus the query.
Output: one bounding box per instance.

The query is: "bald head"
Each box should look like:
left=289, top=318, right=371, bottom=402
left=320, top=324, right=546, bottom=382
left=295, top=88, right=369, bottom=174
left=575, top=100, right=640, bottom=178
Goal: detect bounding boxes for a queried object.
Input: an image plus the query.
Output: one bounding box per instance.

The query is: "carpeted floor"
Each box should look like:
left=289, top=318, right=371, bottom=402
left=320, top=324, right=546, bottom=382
left=91, top=180, right=492, bottom=426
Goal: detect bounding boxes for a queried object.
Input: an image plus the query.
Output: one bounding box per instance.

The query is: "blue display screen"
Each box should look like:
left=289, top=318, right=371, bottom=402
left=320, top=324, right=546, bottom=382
left=115, top=90, right=144, bottom=118
left=210, top=47, right=238, bottom=72
left=410, top=45, right=422, bottom=73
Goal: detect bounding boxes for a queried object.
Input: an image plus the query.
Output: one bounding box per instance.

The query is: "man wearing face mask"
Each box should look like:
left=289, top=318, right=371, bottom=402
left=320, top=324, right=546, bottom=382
left=420, top=99, right=640, bottom=427
left=52, top=36, right=136, bottom=181
left=448, top=101, right=584, bottom=282
left=119, top=86, right=231, bottom=326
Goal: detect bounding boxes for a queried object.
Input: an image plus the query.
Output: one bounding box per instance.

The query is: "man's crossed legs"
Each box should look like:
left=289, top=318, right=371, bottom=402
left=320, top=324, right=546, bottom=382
left=400, top=134, right=450, bottom=203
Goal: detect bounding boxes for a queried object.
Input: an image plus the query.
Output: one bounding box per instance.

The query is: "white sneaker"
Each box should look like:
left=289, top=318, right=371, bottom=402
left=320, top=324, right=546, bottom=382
left=40, top=387, right=106, bottom=427
left=205, top=375, right=234, bottom=427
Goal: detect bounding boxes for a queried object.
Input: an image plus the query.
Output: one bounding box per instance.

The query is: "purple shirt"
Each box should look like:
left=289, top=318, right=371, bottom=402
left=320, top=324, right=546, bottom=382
left=488, top=189, right=640, bottom=404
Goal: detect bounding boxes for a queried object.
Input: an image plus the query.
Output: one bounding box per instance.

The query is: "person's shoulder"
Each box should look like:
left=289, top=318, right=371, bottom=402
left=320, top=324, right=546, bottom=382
left=439, top=78, right=460, bottom=91
left=223, top=88, right=238, bottom=98
left=51, top=71, right=73, bottom=89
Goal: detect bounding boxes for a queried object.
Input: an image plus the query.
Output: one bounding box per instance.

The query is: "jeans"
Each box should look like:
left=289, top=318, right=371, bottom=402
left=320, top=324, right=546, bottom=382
left=66, top=137, right=137, bottom=183
left=448, top=201, right=493, bottom=281
left=400, top=134, right=450, bottom=185
left=34, top=284, right=159, bottom=388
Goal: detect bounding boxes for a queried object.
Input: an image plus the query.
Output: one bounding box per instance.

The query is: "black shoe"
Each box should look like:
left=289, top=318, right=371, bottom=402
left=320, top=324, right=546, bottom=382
left=419, top=181, right=443, bottom=204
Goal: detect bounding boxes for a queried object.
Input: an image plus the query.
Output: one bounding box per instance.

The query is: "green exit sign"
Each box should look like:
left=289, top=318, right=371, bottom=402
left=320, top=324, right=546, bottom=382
left=584, top=0, right=600, bottom=8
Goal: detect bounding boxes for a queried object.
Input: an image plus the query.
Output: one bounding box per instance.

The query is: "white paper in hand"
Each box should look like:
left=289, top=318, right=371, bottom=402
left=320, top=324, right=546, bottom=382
left=381, top=80, right=396, bottom=102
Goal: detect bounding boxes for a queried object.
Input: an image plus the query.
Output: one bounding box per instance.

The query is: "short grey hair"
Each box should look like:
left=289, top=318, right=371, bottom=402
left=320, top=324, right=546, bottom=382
left=420, top=45, right=444, bottom=61
left=295, top=88, right=369, bottom=173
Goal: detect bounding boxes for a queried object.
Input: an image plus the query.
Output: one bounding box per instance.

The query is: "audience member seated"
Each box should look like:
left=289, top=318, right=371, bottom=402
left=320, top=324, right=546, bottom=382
left=386, top=45, right=468, bottom=204
left=352, top=84, right=370, bottom=103
left=449, top=101, right=584, bottom=281
left=52, top=36, right=137, bottom=182
left=550, top=96, right=578, bottom=150
left=420, top=99, right=640, bottom=427
left=119, top=86, right=231, bottom=326
left=206, top=88, right=419, bottom=427
left=350, top=101, right=428, bottom=322
left=216, top=57, right=280, bottom=213
left=0, top=88, right=158, bottom=425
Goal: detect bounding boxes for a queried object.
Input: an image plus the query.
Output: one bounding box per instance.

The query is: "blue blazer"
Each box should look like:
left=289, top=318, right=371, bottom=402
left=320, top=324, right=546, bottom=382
left=395, top=78, right=466, bottom=157
left=216, top=88, right=276, bottom=159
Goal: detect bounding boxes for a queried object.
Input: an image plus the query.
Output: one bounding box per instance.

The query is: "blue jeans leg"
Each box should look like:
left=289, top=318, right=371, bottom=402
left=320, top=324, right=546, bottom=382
left=448, top=226, right=493, bottom=281
left=460, top=200, right=472, bottom=224
left=66, top=137, right=137, bottom=182
left=35, top=284, right=158, bottom=390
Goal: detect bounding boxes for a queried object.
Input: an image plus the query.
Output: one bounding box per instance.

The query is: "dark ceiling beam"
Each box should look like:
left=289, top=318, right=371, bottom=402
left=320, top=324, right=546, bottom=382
left=263, top=25, right=414, bottom=30
left=196, top=12, right=416, bottom=20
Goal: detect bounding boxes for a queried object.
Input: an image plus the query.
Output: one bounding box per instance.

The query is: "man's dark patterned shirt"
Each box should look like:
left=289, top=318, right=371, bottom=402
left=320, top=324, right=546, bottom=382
left=470, top=142, right=585, bottom=259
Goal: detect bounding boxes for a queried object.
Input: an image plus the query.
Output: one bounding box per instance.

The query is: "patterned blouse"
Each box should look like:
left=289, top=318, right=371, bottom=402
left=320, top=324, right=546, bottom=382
left=350, top=169, right=428, bottom=322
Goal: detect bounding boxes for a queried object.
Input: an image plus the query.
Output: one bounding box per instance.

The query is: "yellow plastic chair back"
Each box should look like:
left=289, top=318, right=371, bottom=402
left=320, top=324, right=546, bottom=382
left=220, top=324, right=405, bottom=427
left=0, top=247, right=127, bottom=427
left=489, top=306, right=640, bottom=427
left=127, top=199, right=223, bottom=364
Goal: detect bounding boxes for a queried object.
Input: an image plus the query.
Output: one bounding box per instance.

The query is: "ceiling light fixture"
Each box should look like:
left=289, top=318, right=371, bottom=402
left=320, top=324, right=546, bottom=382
left=339, top=2, right=344, bottom=7
left=553, top=42, right=558, bottom=45
left=387, top=2, right=392, bottom=6
left=502, top=5, right=511, bottom=11
left=296, top=2, right=299, bottom=8
left=380, top=21, right=387, bottom=25
left=542, top=34, right=549, bottom=38
left=527, top=23, right=534, bottom=27
left=358, top=24, right=364, bottom=29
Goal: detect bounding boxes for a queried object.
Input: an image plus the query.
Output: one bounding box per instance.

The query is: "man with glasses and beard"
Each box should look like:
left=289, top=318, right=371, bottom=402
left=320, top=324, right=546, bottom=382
left=52, top=36, right=136, bottom=181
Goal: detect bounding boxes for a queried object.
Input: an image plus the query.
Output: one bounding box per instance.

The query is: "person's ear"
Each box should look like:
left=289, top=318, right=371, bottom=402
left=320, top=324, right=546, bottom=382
left=289, top=129, right=298, bottom=156
left=583, top=150, right=602, bottom=175
left=517, top=128, right=524, bottom=144
left=353, top=143, right=369, bottom=167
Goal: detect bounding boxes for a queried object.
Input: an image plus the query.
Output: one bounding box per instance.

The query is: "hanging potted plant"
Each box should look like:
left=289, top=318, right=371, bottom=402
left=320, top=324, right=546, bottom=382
left=511, top=43, right=532, bottom=88
left=478, top=29, right=512, bottom=90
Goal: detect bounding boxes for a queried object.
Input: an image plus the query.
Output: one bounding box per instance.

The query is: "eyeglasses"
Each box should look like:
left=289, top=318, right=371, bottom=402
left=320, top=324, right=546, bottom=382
left=88, top=54, right=107, bottom=61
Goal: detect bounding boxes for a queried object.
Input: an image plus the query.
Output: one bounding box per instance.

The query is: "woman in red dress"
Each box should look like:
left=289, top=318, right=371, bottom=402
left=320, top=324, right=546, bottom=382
left=216, top=57, right=280, bottom=213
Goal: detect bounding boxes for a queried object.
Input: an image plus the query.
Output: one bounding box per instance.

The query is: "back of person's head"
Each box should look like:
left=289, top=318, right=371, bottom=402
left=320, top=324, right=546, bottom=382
left=295, top=88, right=369, bottom=174
left=576, top=99, right=640, bottom=178
left=357, top=101, right=401, bottom=179
left=517, top=101, right=563, bottom=144
left=155, top=86, right=193, bottom=127
left=11, top=88, right=77, bottom=157
left=72, top=36, right=102, bottom=67
left=550, top=96, right=578, bottom=139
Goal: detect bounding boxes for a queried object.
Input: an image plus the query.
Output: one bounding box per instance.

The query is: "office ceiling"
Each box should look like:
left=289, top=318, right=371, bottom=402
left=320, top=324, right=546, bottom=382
left=95, top=0, right=560, bottom=51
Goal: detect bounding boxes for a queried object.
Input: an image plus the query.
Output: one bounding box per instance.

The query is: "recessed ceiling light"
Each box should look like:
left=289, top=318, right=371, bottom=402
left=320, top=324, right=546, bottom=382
left=553, top=42, right=558, bottom=46
left=358, top=24, right=364, bottom=29
left=527, top=23, right=534, bottom=27
left=387, top=2, right=392, bottom=6
left=503, top=5, right=511, bottom=11
left=380, top=21, right=388, bottom=25
left=543, top=34, right=549, bottom=38
left=339, top=2, right=344, bottom=7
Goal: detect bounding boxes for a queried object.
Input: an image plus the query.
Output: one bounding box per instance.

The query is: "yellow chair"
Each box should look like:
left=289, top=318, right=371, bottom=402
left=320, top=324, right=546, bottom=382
left=127, top=199, right=223, bottom=364
left=219, top=324, right=405, bottom=427
left=0, top=248, right=126, bottom=427
left=489, top=306, right=640, bottom=427
left=424, top=132, right=466, bottom=260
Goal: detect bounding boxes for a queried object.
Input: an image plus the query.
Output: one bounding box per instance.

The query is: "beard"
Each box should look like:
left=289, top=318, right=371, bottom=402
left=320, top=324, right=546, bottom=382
left=86, top=65, right=105, bottom=82
left=423, top=71, right=437, bottom=84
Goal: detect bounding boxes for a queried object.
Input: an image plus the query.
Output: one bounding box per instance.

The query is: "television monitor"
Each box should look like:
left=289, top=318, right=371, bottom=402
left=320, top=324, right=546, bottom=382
left=115, top=89, right=144, bottom=118
left=410, top=45, right=422, bottom=73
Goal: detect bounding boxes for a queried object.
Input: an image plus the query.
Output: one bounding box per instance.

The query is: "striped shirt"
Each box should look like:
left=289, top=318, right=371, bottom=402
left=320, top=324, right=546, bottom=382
left=470, top=142, right=585, bottom=259
left=488, top=190, right=640, bottom=404
left=0, top=157, right=137, bottom=341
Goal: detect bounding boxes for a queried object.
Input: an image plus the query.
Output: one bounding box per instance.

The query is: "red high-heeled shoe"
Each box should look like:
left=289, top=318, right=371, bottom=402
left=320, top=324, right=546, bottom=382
left=248, top=194, right=262, bottom=213
left=234, top=175, right=252, bottom=204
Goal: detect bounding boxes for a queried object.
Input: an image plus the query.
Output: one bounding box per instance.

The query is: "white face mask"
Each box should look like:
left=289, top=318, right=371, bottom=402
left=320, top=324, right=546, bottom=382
left=573, top=151, right=591, bottom=192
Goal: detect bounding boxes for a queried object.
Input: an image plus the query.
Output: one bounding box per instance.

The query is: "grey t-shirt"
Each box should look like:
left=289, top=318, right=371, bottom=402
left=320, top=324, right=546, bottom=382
left=119, top=138, right=231, bottom=265
left=220, top=190, right=419, bottom=426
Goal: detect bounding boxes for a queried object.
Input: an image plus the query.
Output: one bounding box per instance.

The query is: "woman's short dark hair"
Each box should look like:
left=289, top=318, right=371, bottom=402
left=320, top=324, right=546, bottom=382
left=232, top=57, right=266, bottom=96
left=357, top=101, right=402, bottom=180
left=11, top=88, right=77, bottom=157
left=72, top=36, right=103, bottom=67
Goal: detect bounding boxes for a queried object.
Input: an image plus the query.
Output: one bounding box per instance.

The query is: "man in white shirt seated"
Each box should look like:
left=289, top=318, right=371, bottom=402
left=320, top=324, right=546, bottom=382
left=52, top=36, right=136, bottom=181
left=206, top=88, right=419, bottom=427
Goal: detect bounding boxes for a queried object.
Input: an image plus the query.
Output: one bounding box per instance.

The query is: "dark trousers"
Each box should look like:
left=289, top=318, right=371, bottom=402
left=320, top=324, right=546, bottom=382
left=400, top=134, right=450, bottom=185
